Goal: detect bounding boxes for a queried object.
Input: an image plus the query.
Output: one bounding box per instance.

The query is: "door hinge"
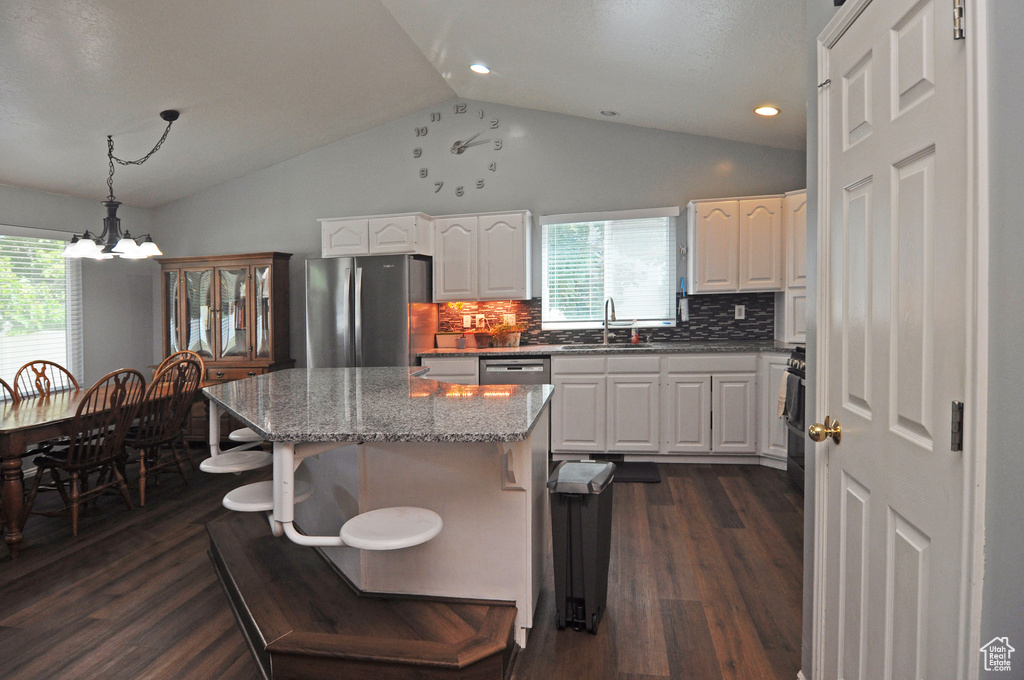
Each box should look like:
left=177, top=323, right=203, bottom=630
left=953, top=0, right=966, bottom=40
left=951, top=401, right=964, bottom=451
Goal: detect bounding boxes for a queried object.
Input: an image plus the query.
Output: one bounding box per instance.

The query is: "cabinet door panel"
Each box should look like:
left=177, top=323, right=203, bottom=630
left=759, top=356, right=789, bottom=459
left=183, top=269, right=214, bottom=360
left=163, top=269, right=182, bottom=355
left=712, top=373, right=757, bottom=453
left=693, top=200, right=739, bottom=292
left=322, top=219, right=369, bottom=257
left=253, top=265, right=272, bottom=359
left=663, top=373, right=711, bottom=454
left=551, top=376, right=606, bottom=452
left=434, top=218, right=477, bottom=302
left=217, top=266, right=250, bottom=362
left=738, top=198, right=784, bottom=291
left=478, top=213, right=528, bottom=299
left=607, top=375, right=659, bottom=452
left=368, top=215, right=418, bottom=254
left=785, top=191, right=808, bottom=288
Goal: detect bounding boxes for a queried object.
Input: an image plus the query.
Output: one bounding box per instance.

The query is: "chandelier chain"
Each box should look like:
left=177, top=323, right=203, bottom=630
left=106, top=119, right=175, bottom=201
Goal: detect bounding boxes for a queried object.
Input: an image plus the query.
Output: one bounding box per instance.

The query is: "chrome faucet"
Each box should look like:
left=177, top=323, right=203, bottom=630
left=603, top=297, right=616, bottom=344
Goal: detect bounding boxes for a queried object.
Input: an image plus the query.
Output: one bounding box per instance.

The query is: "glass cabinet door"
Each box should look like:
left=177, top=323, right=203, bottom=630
left=183, top=269, right=214, bottom=359
left=253, top=266, right=272, bottom=359
left=218, top=267, right=249, bottom=360
left=164, top=270, right=181, bottom=354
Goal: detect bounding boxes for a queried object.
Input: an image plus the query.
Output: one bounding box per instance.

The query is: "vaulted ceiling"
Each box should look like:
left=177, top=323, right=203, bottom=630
left=0, top=0, right=805, bottom=209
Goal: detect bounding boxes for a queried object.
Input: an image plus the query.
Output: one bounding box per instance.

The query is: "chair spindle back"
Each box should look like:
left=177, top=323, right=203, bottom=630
left=0, top=378, right=17, bottom=404
left=64, top=369, right=145, bottom=471
left=14, top=360, right=79, bottom=399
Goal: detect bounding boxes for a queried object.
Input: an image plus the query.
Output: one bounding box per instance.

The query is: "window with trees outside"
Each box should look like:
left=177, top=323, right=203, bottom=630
left=0, top=227, right=83, bottom=381
left=540, top=207, right=679, bottom=330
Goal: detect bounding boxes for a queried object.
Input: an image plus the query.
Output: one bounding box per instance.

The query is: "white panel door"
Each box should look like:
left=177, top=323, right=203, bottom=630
left=478, top=212, right=529, bottom=300
left=711, top=373, right=757, bottom=453
left=321, top=218, right=369, bottom=257
left=368, top=215, right=418, bottom=254
left=433, top=217, right=477, bottom=302
left=738, top=197, right=784, bottom=291
left=785, top=190, right=809, bottom=288
left=607, top=374, right=659, bottom=452
left=662, top=373, right=711, bottom=454
left=692, top=200, right=739, bottom=292
left=820, top=1, right=967, bottom=678
left=550, top=375, right=606, bottom=453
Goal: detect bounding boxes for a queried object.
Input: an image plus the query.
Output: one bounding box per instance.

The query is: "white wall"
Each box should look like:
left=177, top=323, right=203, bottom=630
left=154, top=99, right=806, bottom=366
left=0, top=183, right=155, bottom=384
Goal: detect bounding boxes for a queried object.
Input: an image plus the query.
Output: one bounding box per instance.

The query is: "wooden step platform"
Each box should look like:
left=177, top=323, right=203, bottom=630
left=207, top=512, right=518, bottom=680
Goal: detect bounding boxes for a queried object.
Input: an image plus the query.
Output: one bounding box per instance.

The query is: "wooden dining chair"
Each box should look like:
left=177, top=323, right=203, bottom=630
left=125, top=358, right=203, bottom=506
left=21, top=368, right=146, bottom=536
left=0, top=378, right=17, bottom=404
left=13, top=360, right=79, bottom=400
left=156, top=350, right=206, bottom=376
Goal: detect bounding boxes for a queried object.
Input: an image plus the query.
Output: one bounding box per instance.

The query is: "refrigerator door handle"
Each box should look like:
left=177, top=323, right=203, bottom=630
left=354, top=266, right=363, bottom=366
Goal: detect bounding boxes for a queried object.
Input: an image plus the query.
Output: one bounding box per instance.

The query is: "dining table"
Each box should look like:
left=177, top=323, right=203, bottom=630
left=0, top=389, right=90, bottom=557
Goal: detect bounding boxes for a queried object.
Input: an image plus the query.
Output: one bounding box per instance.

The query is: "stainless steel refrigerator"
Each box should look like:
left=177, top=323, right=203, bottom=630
left=305, top=255, right=437, bottom=368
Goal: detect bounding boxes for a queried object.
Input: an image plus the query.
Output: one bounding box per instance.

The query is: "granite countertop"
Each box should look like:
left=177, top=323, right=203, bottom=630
left=419, top=340, right=795, bottom=358
left=202, top=367, right=553, bottom=444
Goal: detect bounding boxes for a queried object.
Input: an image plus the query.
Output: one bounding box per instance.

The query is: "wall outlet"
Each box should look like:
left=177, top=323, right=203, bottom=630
left=462, top=315, right=472, bottom=328
left=734, top=304, right=745, bottom=320
left=476, top=314, right=486, bottom=328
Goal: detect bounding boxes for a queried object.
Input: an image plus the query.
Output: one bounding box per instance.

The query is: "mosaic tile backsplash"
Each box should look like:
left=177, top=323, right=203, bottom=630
left=436, top=292, right=775, bottom=345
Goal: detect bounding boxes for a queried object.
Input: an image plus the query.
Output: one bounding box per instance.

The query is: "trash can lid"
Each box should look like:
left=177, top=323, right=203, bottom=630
left=546, top=461, right=616, bottom=494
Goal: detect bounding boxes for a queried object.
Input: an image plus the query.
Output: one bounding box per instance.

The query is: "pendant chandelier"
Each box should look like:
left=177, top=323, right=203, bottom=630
left=64, top=110, right=179, bottom=260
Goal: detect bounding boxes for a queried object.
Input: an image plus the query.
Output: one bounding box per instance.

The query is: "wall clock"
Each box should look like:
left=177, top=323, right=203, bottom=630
left=412, top=102, right=502, bottom=197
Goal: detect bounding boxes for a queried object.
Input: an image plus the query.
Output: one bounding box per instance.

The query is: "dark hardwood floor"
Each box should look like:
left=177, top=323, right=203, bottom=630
left=0, top=460, right=803, bottom=680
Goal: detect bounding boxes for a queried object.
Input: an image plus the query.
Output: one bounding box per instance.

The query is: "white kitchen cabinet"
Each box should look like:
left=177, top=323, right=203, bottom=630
left=780, top=288, right=807, bottom=344
left=711, top=373, right=758, bottom=453
left=320, top=213, right=433, bottom=257
left=687, top=195, right=787, bottom=294
left=606, top=355, right=660, bottom=453
left=758, top=353, right=789, bottom=461
left=738, top=197, right=784, bottom=291
left=784, top=190, right=808, bottom=288
left=433, top=210, right=532, bottom=302
left=662, top=372, right=712, bottom=454
left=551, top=356, right=607, bottom=453
left=420, top=356, right=478, bottom=385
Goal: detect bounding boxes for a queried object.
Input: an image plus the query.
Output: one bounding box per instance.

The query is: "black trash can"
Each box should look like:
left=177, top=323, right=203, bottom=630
left=547, top=460, right=615, bottom=633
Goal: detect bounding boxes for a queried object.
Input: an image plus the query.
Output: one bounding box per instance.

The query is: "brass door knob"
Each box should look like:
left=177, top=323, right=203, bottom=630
left=809, top=416, right=842, bottom=444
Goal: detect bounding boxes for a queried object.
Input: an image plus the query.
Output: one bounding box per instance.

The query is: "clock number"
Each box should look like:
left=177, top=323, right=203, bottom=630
left=434, top=181, right=444, bottom=193
left=415, top=126, right=428, bottom=137
left=454, top=104, right=467, bottom=114
left=479, top=109, right=485, bottom=119
left=490, top=119, right=499, bottom=129
left=456, top=186, right=464, bottom=197
left=476, top=179, right=485, bottom=189
left=489, top=162, right=496, bottom=172
left=413, top=148, right=422, bottom=158
left=430, top=111, right=441, bottom=122
left=494, top=140, right=502, bottom=150
left=419, top=168, right=428, bottom=178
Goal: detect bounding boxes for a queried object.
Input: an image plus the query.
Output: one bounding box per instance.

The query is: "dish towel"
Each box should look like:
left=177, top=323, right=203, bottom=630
left=778, top=373, right=789, bottom=418
left=784, top=373, right=802, bottom=420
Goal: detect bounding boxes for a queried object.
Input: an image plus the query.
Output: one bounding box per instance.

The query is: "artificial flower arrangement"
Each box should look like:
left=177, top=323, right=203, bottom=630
left=489, top=321, right=528, bottom=347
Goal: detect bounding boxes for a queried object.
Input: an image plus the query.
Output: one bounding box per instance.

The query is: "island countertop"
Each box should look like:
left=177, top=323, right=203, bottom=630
left=202, top=367, right=553, bottom=444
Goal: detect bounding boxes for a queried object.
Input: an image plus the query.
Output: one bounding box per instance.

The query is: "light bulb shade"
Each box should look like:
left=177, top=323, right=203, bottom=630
left=74, top=236, right=102, bottom=257
left=63, top=236, right=82, bottom=258
left=118, top=250, right=149, bottom=260
left=137, top=237, right=162, bottom=257
left=89, top=251, right=114, bottom=260
left=112, top=236, right=140, bottom=255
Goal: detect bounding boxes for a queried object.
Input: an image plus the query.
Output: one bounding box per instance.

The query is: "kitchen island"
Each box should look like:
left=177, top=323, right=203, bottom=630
left=203, top=367, right=553, bottom=647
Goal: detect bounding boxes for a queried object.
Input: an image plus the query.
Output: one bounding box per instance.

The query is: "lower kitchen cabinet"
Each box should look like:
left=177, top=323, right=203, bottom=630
left=759, top=353, right=789, bottom=461
left=551, top=357, right=606, bottom=453
left=711, top=373, right=758, bottom=453
left=662, top=373, right=712, bottom=453
left=606, top=355, right=660, bottom=452
left=419, top=357, right=479, bottom=385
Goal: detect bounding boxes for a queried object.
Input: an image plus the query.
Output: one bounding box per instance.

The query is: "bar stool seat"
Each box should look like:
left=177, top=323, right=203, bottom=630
left=340, top=507, right=443, bottom=551
left=229, top=427, right=263, bottom=444
left=200, top=449, right=273, bottom=473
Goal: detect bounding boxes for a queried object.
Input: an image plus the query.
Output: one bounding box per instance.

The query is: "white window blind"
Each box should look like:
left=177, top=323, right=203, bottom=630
left=0, top=230, right=83, bottom=384
left=541, top=208, right=678, bottom=329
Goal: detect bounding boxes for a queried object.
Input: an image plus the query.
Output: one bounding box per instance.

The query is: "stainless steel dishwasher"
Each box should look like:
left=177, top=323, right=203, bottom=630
left=479, top=357, right=551, bottom=385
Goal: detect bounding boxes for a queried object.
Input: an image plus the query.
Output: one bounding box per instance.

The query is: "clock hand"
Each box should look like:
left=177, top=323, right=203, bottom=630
left=450, top=132, right=486, bottom=154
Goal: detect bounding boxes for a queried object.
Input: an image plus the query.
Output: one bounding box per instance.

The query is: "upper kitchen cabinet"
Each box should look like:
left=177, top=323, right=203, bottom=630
left=687, top=195, right=785, bottom=294
left=158, top=252, right=293, bottom=380
left=433, top=210, right=532, bottom=302
left=320, top=213, right=433, bottom=257
left=784, top=190, right=808, bottom=288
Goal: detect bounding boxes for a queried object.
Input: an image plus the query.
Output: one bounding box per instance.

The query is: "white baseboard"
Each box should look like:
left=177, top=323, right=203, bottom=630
left=759, top=457, right=787, bottom=471
left=552, top=453, right=789, bottom=470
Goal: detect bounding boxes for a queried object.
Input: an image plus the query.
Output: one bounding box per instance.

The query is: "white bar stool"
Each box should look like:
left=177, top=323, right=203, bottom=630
left=201, top=403, right=272, bottom=473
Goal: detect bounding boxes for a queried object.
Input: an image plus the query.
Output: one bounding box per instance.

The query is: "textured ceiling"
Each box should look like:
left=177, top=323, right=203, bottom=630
left=0, top=0, right=805, bottom=209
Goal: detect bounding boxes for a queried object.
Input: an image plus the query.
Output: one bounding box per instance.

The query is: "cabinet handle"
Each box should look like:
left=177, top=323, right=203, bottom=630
left=215, top=371, right=225, bottom=378
left=247, top=371, right=256, bottom=377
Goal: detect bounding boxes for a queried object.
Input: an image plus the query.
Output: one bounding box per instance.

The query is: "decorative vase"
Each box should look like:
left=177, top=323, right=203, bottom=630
left=492, top=332, right=521, bottom=347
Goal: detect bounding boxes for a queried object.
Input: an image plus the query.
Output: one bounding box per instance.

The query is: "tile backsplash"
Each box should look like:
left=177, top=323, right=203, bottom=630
left=436, top=293, right=774, bottom=345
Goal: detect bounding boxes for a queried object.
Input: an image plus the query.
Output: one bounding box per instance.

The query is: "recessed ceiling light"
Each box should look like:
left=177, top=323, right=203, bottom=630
left=600, top=110, right=619, bottom=117
left=754, top=105, right=780, bottom=117
left=470, top=64, right=490, bottom=74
